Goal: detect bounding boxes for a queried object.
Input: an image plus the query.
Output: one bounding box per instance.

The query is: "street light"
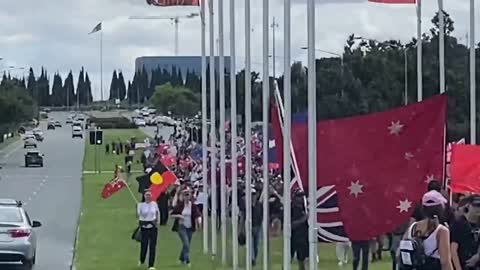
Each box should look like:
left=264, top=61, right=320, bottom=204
left=354, top=36, right=409, bottom=105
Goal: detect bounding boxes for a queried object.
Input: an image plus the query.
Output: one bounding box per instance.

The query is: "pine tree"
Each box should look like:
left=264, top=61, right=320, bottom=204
left=76, top=67, right=85, bottom=105
left=85, top=72, right=93, bottom=104
left=27, top=68, right=36, bottom=99
left=51, top=73, right=63, bottom=106
left=64, top=71, right=75, bottom=109
left=109, top=70, right=118, bottom=101
left=118, top=71, right=127, bottom=101
left=127, top=80, right=133, bottom=105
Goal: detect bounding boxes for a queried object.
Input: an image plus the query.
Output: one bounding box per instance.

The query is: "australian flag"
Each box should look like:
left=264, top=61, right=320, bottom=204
left=270, top=88, right=348, bottom=243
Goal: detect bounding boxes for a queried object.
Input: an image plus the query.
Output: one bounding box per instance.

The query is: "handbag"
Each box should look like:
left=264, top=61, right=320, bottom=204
left=131, top=226, right=141, bottom=242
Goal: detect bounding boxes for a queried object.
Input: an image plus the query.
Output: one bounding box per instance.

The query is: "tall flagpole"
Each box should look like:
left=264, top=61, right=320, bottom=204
left=470, top=0, right=476, bottom=144
left=438, top=0, right=445, bottom=94
left=218, top=0, right=227, bottom=265
left=100, top=30, right=104, bottom=101
left=209, top=0, right=218, bottom=258
left=200, top=0, right=209, bottom=255
left=229, top=0, right=239, bottom=267
left=262, top=0, right=270, bottom=269
left=245, top=0, right=253, bottom=269
left=283, top=0, right=292, bottom=269
left=307, top=1, right=317, bottom=270
left=416, top=0, right=422, bottom=101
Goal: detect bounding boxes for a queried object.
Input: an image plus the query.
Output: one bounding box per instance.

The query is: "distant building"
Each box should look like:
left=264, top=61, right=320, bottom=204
left=135, top=56, right=231, bottom=79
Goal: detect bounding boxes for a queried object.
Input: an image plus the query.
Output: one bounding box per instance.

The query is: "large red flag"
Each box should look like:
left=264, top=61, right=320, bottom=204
left=368, top=0, right=415, bottom=3
left=272, top=94, right=447, bottom=241
left=450, top=144, right=480, bottom=194
left=146, top=0, right=200, bottom=6
left=101, top=178, right=127, bottom=199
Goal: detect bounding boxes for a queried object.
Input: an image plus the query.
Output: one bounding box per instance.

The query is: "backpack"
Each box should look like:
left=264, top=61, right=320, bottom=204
left=398, top=223, right=438, bottom=270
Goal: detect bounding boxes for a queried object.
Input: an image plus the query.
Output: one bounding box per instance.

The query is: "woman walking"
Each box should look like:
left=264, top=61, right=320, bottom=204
left=137, top=190, right=160, bottom=270
left=171, top=188, right=201, bottom=267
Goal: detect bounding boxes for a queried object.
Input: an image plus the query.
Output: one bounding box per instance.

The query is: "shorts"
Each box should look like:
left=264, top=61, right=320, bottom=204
left=291, top=240, right=309, bottom=262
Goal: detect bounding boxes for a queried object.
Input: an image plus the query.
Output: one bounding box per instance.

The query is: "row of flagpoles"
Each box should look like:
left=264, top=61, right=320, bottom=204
left=195, top=0, right=477, bottom=270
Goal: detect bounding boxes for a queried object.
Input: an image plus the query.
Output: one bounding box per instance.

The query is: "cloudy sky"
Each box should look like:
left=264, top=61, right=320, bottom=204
left=0, top=0, right=476, bottom=100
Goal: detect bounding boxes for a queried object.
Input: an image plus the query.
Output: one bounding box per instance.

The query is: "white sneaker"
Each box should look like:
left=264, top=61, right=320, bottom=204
left=338, top=261, right=344, bottom=266
left=138, top=261, right=143, bottom=266
left=148, top=267, right=156, bottom=270
left=186, top=263, right=191, bottom=268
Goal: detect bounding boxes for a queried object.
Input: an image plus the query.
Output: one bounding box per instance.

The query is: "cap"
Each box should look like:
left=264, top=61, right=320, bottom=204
left=145, top=168, right=152, bottom=173
left=422, top=190, right=447, bottom=207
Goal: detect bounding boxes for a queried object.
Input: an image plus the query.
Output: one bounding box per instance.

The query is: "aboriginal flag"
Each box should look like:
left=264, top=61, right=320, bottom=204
left=149, top=161, right=177, bottom=201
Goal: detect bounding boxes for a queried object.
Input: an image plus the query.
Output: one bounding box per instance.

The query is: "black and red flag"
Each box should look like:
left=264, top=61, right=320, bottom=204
left=146, top=0, right=200, bottom=6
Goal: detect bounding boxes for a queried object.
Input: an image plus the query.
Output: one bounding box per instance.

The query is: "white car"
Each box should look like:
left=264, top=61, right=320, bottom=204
left=135, top=118, right=146, bottom=127
left=24, top=137, right=37, bottom=148
left=72, top=127, right=83, bottom=138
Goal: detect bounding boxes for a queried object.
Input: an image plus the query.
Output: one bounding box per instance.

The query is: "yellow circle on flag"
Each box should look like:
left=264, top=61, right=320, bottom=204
left=150, top=172, right=164, bottom=185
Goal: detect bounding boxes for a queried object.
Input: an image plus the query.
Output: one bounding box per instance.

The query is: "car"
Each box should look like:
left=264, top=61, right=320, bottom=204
left=24, top=151, right=44, bottom=167
left=32, top=128, right=43, bottom=137
left=33, top=133, right=44, bottom=142
left=134, top=118, right=146, bottom=127
left=0, top=199, right=41, bottom=270
left=47, top=122, right=55, bottom=130
left=72, top=126, right=83, bottom=138
left=66, top=118, right=73, bottom=124
left=77, top=116, right=85, bottom=121
left=54, top=121, right=62, bottom=127
left=23, top=137, right=36, bottom=149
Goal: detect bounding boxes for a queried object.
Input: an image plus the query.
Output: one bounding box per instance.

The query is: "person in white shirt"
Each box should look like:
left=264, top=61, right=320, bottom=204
left=136, top=190, right=160, bottom=270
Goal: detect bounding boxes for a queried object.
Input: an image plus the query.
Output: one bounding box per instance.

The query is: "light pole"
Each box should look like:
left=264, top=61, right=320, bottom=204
left=129, top=13, right=199, bottom=56
left=354, top=37, right=409, bottom=105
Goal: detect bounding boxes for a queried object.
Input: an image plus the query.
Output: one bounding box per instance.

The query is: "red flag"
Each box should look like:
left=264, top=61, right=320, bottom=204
left=146, top=0, right=200, bottom=6
left=149, top=161, right=177, bottom=201
left=101, top=178, right=127, bottom=199
left=273, top=94, right=447, bottom=241
left=369, top=0, right=415, bottom=3
left=450, top=144, right=480, bottom=194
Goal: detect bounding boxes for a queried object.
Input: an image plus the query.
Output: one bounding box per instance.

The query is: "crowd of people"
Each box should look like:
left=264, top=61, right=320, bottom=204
left=109, top=121, right=480, bottom=270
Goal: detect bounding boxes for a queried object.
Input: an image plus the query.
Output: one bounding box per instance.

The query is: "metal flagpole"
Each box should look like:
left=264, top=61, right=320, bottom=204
left=470, top=0, right=476, bottom=144
left=262, top=0, right=270, bottom=269
left=271, top=17, right=278, bottom=79
left=416, top=0, right=422, bottom=101
left=438, top=0, right=445, bottom=94
left=100, top=30, right=104, bottom=101
left=307, top=1, right=317, bottom=270
left=200, top=0, right=209, bottom=255
left=218, top=0, right=227, bottom=265
left=229, top=0, right=239, bottom=267
left=209, top=0, right=218, bottom=258
left=283, top=0, right=292, bottom=269
left=245, top=0, right=253, bottom=269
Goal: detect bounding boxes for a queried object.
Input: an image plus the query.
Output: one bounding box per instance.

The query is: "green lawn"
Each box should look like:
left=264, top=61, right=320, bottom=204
left=74, top=128, right=392, bottom=270
left=0, top=134, right=19, bottom=151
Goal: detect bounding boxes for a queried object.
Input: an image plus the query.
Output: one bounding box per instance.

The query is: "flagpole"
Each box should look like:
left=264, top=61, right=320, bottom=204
left=470, top=0, right=476, bottom=145
left=307, top=1, right=317, bottom=270
left=262, top=0, right=270, bottom=269
left=200, top=0, right=209, bottom=255
left=416, top=0, right=422, bottom=101
left=100, top=30, right=104, bottom=101
left=208, top=0, right=218, bottom=259
left=438, top=0, right=445, bottom=94
left=218, top=0, right=227, bottom=265
left=283, top=0, right=292, bottom=269
left=245, top=0, right=253, bottom=268
left=229, top=0, right=239, bottom=267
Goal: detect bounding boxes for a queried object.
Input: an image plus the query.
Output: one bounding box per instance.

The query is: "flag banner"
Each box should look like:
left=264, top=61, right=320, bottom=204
left=101, top=177, right=127, bottom=199
left=369, top=0, right=415, bottom=3
left=272, top=94, right=447, bottom=241
left=149, top=161, right=177, bottom=201
left=450, top=144, right=480, bottom=194
left=89, top=22, right=102, bottom=34
left=146, top=0, right=200, bottom=6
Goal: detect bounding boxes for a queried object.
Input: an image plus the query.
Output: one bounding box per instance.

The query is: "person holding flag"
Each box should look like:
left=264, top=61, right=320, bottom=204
left=136, top=190, right=160, bottom=270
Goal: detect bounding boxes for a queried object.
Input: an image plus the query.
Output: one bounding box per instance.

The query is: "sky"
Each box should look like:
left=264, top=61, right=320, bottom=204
left=0, top=0, right=476, bottom=100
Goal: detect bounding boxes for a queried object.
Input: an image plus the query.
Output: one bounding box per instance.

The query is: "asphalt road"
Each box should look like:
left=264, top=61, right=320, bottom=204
left=0, top=112, right=84, bottom=270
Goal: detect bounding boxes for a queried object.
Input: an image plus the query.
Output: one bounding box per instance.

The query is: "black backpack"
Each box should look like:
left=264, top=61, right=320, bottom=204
left=398, top=223, right=438, bottom=270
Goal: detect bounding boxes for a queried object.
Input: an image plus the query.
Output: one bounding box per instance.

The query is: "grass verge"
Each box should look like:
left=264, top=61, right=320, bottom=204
left=75, top=128, right=392, bottom=270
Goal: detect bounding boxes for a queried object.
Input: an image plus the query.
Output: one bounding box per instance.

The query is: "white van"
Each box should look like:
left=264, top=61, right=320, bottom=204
left=72, top=126, right=83, bottom=138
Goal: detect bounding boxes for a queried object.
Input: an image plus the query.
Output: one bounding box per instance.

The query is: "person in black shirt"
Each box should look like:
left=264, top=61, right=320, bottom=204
left=451, top=195, right=480, bottom=270
left=251, top=189, right=263, bottom=266
left=291, top=190, right=308, bottom=270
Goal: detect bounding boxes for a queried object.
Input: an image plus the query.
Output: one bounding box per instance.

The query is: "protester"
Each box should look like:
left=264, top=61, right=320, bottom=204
left=157, top=192, right=169, bottom=226
left=399, top=190, right=453, bottom=270
left=450, top=194, right=480, bottom=270
left=136, top=190, right=160, bottom=270
left=351, top=240, right=370, bottom=270
left=171, top=188, right=201, bottom=267
left=336, top=241, right=350, bottom=266
left=291, top=190, right=309, bottom=270
left=251, top=189, right=263, bottom=266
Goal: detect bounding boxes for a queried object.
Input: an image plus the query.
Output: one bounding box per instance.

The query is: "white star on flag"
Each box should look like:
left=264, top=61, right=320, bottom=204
left=397, top=199, right=412, bottom=213
left=348, top=180, right=364, bottom=198
left=425, top=174, right=435, bottom=183
left=404, top=152, right=414, bottom=160
left=388, top=121, right=404, bottom=136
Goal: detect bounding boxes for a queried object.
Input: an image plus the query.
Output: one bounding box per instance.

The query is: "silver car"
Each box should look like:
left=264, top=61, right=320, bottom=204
left=0, top=199, right=41, bottom=269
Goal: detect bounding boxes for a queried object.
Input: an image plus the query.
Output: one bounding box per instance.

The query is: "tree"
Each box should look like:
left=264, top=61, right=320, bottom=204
left=64, top=71, right=75, bottom=109
left=85, top=72, right=93, bottom=104
left=0, top=78, right=36, bottom=134
left=51, top=73, right=64, bottom=106
left=150, top=83, right=200, bottom=116
left=109, top=70, right=119, bottom=101
left=27, top=68, right=36, bottom=100
left=118, top=71, right=127, bottom=101
left=76, top=67, right=85, bottom=106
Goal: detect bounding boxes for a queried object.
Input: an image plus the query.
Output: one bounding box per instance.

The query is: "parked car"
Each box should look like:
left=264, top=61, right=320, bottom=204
left=24, top=151, right=44, bottom=167
left=33, top=133, right=43, bottom=142
left=66, top=118, right=73, bottom=124
left=0, top=199, right=41, bottom=270
left=47, top=122, right=55, bottom=130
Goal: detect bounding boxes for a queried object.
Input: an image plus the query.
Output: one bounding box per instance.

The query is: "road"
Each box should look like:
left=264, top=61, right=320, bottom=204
left=0, top=112, right=84, bottom=270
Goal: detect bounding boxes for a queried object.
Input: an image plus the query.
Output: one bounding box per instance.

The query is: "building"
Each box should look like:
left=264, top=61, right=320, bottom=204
left=135, top=56, right=231, bottom=79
